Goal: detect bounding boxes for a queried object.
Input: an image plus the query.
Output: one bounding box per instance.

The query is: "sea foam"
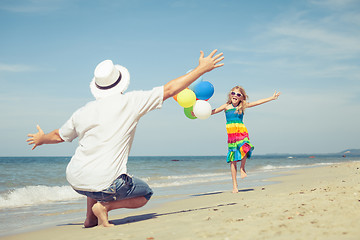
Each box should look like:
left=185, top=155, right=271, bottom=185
left=0, top=185, right=84, bottom=209
left=147, top=172, right=229, bottom=188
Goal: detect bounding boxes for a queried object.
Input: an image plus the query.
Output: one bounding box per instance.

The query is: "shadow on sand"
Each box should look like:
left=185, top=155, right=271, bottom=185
left=60, top=201, right=240, bottom=227
left=110, top=201, right=238, bottom=226
left=60, top=189, right=257, bottom=227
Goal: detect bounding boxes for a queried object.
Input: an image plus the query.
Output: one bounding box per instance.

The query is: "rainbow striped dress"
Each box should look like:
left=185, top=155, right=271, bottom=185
left=225, top=107, right=254, bottom=163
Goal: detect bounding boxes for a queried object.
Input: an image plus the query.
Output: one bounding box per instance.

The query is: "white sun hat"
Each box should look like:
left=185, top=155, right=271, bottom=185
left=90, top=60, right=130, bottom=99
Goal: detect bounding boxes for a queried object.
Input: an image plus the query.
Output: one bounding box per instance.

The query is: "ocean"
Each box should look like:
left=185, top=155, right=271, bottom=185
left=1, top=154, right=359, bottom=236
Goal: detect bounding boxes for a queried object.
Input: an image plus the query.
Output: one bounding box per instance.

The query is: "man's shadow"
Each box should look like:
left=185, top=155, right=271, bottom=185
left=61, top=202, right=237, bottom=227
left=61, top=188, right=255, bottom=227
left=110, top=199, right=239, bottom=226
left=110, top=213, right=157, bottom=225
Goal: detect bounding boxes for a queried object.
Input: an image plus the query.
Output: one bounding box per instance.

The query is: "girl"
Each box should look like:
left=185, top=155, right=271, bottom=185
left=212, top=86, right=281, bottom=193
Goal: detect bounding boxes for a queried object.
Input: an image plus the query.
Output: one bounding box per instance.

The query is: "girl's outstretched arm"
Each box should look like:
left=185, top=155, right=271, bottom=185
left=246, top=91, right=281, bottom=108
left=212, top=103, right=228, bottom=115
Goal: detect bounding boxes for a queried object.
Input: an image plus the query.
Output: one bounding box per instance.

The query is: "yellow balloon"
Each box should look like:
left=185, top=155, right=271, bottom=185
left=177, top=89, right=196, bottom=108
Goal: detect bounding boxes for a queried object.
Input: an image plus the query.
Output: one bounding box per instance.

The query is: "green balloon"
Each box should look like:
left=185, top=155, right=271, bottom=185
left=184, top=106, right=197, bottom=119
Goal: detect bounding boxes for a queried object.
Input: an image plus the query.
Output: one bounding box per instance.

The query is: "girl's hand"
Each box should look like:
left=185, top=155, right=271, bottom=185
left=272, top=91, right=281, bottom=100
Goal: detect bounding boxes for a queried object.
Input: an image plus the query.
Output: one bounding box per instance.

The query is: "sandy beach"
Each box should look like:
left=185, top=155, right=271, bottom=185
left=2, top=161, right=360, bottom=240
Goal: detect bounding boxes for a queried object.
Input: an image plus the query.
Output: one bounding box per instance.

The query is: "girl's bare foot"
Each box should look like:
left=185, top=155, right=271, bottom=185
left=240, top=168, right=247, bottom=179
left=232, top=188, right=238, bottom=193
left=92, top=202, right=114, bottom=227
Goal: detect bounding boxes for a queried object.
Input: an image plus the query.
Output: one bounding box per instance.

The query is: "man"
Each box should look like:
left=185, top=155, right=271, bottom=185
left=27, top=49, right=224, bottom=227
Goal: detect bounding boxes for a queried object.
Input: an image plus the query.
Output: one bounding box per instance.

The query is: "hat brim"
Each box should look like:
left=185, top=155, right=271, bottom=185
left=90, top=65, right=130, bottom=99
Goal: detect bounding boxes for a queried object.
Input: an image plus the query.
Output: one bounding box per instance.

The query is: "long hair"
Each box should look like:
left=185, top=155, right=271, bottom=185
left=226, top=86, right=248, bottom=113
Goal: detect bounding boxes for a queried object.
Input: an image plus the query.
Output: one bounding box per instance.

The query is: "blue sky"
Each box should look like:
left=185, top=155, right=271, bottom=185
left=1, top=0, right=359, bottom=156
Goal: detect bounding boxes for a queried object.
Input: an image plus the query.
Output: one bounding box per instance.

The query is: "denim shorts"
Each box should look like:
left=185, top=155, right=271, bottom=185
left=74, top=174, right=153, bottom=202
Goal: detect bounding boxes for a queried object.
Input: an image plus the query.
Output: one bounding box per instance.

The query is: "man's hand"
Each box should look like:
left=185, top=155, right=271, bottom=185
left=163, top=49, right=225, bottom=101
left=198, top=49, right=224, bottom=73
left=27, top=126, right=63, bottom=150
left=27, top=125, right=45, bottom=150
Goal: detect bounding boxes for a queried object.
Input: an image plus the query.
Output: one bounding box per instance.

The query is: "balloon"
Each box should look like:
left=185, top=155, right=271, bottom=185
left=177, top=89, right=196, bottom=108
left=188, top=77, right=203, bottom=91
left=184, top=106, right=197, bottom=119
left=186, top=69, right=203, bottom=91
left=193, top=81, right=214, bottom=100
left=173, top=94, right=178, bottom=102
left=193, top=100, right=212, bottom=119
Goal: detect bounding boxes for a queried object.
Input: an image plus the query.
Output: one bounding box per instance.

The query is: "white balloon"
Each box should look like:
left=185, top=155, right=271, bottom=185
left=193, top=100, right=212, bottom=119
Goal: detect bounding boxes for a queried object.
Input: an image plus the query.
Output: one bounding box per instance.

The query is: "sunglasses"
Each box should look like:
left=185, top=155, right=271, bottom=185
left=231, top=91, right=242, bottom=97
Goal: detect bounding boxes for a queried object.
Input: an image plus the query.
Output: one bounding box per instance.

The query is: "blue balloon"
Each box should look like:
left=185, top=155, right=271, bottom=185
left=189, top=77, right=203, bottom=91
left=186, top=69, right=203, bottom=91
left=193, top=81, right=214, bottom=100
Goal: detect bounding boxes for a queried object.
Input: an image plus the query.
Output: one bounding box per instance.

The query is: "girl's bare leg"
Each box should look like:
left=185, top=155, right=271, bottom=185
left=230, top=161, right=238, bottom=193
left=240, top=155, right=248, bottom=179
left=92, top=196, right=149, bottom=227
left=84, top=197, right=98, bottom=228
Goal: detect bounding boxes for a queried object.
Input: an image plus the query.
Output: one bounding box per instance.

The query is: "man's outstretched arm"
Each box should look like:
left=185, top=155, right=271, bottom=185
left=163, top=49, right=224, bottom=101
left=27, top=125, right=64, bottom=150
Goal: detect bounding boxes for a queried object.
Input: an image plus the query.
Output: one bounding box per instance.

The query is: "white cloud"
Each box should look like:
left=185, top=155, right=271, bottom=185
left=0, top=63, right=38, bottom=72
left=341, top=12, right=360, bottom=26
left=309, top=0, right=359, bottom=9
left=269, top=24, right=360, bottom=59
left=222, top=1, right=360, bottom=90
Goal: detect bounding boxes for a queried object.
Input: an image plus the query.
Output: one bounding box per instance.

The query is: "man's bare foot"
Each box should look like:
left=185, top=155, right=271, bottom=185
left=84, top=215, right=98, bottom=228
left=84, top=217, right=98, bottom=228
left=92, top=202, right=114, bottom=227
left=240, top=168, right=247, bottom=179
left=232, top=189, right=238, bottom=193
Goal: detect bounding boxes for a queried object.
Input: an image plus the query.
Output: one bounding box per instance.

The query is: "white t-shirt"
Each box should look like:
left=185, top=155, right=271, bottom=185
left=59, top=86, right=164, bottom=191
